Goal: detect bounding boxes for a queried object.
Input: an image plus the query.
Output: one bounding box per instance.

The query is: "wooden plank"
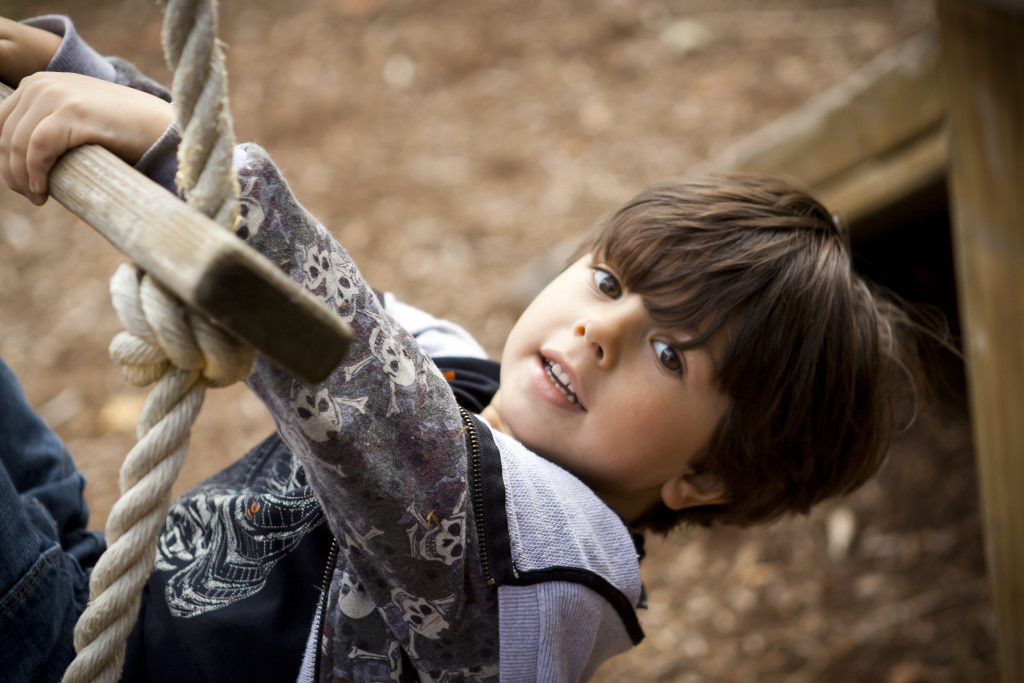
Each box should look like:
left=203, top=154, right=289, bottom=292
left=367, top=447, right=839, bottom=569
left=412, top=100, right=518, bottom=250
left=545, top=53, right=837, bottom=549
left=705, top=30, right=942, bottom=190
left=935, top=1, right=1024, bottom=680
left=815, top=123, right=947, bottom=227
left=0, top=83, right=351, bottom=383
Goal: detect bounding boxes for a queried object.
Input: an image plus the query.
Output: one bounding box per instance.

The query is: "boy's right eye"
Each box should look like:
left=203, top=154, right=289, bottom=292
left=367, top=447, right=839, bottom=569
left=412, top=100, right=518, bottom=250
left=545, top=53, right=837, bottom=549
left=593, top=269, right=623, bottom=299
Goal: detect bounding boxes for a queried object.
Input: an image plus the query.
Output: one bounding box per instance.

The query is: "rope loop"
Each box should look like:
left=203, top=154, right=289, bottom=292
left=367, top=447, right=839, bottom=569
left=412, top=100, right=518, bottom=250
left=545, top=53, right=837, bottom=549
left=108, top=264, right=254, bottom=388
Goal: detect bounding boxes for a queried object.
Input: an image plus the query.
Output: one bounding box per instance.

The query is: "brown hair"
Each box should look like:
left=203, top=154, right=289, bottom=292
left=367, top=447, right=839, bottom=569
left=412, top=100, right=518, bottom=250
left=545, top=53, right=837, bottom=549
left=578, top=174, right=930, bottom=531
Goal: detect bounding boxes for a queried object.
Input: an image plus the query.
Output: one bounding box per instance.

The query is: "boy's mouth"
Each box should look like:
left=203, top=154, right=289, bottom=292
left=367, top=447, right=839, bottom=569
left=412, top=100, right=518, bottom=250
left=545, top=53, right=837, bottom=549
left=542, top=357, right=585, bottom=411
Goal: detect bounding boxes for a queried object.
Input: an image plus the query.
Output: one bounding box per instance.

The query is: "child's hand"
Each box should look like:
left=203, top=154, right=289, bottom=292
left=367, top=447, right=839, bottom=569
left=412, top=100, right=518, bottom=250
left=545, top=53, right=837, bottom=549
left=0, top=18, right=62, bottom=86
left=0, top=72, right=174, bottom=205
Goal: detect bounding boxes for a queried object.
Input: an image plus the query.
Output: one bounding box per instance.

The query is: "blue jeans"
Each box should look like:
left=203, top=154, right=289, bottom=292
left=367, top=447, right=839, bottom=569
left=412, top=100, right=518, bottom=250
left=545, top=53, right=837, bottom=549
left=0, top=356, right=105, bottom=682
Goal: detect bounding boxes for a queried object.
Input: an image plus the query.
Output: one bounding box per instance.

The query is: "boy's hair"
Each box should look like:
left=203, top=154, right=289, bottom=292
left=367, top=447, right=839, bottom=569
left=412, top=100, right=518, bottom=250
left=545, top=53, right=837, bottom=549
left=578, top=174, right=930, bottom=531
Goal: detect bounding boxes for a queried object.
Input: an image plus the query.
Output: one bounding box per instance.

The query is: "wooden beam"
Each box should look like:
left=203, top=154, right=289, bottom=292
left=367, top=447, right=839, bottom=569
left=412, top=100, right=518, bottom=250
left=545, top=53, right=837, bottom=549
left=814, top=123, right=947, bottom=229
left=705, top=31, right=942, bottom=183
left=0, top=83, right=350, bottom=384
left=935, top=1, right=1024, bottom=680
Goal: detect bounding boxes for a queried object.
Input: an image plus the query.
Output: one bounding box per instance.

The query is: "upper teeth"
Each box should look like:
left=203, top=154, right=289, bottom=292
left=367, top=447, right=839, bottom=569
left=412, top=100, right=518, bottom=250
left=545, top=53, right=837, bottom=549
left=549, top=362, right=574, bottom=392
left=545, top=360, right=582, bottom=408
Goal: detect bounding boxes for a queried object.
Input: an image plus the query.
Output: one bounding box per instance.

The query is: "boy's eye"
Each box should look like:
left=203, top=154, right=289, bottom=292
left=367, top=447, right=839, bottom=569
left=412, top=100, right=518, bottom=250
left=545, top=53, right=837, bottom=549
left=593, top=269, right=622, bottom=299
left=653, top=341, right=683, bottom=374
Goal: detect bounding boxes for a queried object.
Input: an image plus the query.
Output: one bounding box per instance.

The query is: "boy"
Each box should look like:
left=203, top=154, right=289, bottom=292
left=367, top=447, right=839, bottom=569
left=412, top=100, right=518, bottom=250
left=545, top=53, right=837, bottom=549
left=0, top=15, right=927, bottom=682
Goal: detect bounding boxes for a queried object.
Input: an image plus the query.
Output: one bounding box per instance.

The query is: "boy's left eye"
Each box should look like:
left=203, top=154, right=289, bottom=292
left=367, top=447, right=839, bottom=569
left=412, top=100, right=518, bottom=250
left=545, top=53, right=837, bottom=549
left=593, top=269, right=622, bottom=299
left=653, top=341, right=683, bottom=374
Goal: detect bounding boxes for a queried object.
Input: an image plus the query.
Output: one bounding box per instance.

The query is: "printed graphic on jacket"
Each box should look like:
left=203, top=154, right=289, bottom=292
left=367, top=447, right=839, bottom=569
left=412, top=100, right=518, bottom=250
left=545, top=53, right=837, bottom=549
left=154, top=444, right=324, bottom=618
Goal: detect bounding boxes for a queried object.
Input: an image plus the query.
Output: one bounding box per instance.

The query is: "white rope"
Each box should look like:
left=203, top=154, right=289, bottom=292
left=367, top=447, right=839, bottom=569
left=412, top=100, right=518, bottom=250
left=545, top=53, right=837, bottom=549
left=62, top=1, right=250, bottom=681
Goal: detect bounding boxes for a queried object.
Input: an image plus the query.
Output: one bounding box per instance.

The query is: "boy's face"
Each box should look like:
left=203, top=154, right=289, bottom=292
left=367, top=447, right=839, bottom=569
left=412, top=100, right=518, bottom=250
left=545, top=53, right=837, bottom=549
left=486, top=256, right=730, bottom=521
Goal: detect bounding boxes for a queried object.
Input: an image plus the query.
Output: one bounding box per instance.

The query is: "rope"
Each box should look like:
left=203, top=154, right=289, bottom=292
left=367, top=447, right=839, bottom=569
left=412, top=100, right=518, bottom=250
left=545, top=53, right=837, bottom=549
left=62, top=1, right=249, bottom=681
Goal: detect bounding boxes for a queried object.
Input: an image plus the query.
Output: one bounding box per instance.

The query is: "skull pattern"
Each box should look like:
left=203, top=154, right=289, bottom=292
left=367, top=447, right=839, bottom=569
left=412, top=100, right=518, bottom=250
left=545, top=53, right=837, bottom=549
left=302, top=244, right=360, bottom=321
left=390, top=589, right=455, bottom=644
left=405, top=491, right=467, bottom=566
left=290, top=387, right=368, bottom=443
left=337, top=569, right=376, bottom=619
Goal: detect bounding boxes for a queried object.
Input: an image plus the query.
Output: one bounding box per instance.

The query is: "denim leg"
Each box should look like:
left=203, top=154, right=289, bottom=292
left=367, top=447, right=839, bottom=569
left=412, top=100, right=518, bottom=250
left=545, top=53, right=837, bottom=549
left=0, top=356, right=105, bottom=682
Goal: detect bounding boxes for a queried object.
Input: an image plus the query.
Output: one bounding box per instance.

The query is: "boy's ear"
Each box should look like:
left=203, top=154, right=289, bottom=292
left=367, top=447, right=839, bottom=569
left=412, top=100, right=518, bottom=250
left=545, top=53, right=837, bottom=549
left=660, top=471, right=728, bottom=511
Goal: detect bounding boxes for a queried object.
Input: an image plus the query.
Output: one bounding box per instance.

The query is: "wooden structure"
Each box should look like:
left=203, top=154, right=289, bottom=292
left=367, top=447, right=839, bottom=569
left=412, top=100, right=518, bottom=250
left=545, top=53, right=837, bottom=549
left=935, top=2, right=1024, bottom=681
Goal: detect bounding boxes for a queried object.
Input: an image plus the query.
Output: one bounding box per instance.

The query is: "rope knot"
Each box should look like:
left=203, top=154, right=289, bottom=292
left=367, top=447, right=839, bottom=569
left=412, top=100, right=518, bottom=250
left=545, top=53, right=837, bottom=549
left=109, top=264, right=254, bottom=388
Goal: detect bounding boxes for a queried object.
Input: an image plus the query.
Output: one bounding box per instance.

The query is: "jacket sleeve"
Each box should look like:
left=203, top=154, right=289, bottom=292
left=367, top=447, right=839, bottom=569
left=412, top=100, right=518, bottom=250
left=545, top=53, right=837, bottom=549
left=212, top=144, right=500, bottom=677
left=27, top=15, right=118, bottom=83
left=29, top=14, right=171, bottom=99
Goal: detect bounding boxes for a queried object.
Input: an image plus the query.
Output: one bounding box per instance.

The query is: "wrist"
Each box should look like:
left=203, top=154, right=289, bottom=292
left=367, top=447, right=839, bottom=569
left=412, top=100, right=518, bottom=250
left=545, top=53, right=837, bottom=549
left=102, top=92, right=176, bottom=166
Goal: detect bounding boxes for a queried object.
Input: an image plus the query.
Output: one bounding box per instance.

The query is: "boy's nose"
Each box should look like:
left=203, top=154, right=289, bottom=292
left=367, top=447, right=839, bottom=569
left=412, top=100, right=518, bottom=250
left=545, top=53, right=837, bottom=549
left=573, top=297, right=645, bottom=367
left=573, top=320, right=609, bottom=364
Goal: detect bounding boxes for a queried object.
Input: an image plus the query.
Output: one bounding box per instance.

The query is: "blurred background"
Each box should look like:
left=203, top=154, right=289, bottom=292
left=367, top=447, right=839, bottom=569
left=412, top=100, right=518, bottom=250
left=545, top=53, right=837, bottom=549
left=0, top=0, right=994, bottom=680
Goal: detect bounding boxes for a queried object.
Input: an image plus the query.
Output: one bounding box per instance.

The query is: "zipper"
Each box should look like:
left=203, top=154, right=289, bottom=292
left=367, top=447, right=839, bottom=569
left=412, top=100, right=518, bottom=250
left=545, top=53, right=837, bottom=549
left=310, top=409, right=491, bottom=677
left=312, top=536, right=339, bottom=682
left=460, top=406, right=496, bottom=587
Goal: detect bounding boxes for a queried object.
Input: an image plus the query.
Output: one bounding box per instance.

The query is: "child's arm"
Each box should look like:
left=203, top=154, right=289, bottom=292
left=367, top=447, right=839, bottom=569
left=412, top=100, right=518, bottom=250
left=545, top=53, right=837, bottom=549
left=235, top=146, right=496, bottom=675
left=2, top=20, right=642, bottom=677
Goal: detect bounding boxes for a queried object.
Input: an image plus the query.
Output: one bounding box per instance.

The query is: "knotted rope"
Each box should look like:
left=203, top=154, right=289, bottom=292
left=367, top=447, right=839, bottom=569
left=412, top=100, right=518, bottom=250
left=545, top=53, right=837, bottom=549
left=62, top=1, right=249, bottom=681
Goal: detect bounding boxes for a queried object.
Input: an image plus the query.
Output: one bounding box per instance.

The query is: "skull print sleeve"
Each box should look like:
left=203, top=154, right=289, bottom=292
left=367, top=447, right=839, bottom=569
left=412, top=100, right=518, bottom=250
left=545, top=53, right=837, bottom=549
left=233, top=145, right=502, bottom=679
